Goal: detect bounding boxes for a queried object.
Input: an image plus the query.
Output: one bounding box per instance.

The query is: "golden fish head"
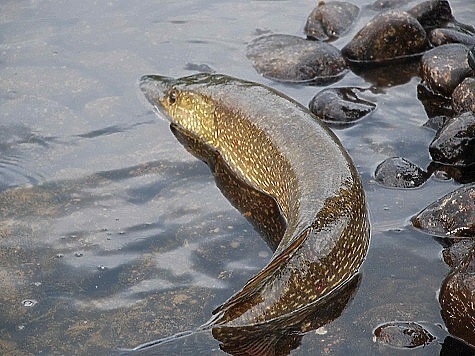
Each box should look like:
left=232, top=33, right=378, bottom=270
left=139, top=73, right=217, bottom=145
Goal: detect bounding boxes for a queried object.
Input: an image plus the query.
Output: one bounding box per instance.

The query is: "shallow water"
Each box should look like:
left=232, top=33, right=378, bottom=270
left=0, top=0, right=474, bottom=354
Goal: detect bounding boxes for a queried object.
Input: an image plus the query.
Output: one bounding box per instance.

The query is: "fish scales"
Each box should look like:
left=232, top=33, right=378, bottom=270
left=139, top=73, right=370, bottom=327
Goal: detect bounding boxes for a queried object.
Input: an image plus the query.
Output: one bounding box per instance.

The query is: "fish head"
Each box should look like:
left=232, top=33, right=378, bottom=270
left=139, top=74, right=216, bottom=145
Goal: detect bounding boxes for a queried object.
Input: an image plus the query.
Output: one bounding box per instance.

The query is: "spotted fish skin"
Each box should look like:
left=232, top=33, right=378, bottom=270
left=139, top=73, right=370, bottom=327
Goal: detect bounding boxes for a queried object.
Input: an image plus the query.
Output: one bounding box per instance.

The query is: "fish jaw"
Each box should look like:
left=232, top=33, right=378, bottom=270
left=139, top=74, right=175, bottom=120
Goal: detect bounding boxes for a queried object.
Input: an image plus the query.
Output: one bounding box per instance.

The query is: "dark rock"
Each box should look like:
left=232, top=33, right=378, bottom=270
left=374, top=157, right=428, bottom=188
left=417, top=82, right=454, bottom=119
left=452, top=77, right=475, bottom=115
left=469, top=45, right=475, bottom=70
left=304, top=1, right=359, bottom=41
left=443, top=240, right=475, bottom=268
left=423, top=115, right=451, bottom=131
left=412, top=183, right=475, bottom=237
left=427, top=162, right=475, bottom=184
left=308, top=87, right=376, bottom=126
left=408, top=0, right=453, bottom=29
left=246, top=34, right=347, bottom=83
left=368, top=0, right=410, bottom=10
left=351, top=59, right=420, bottom=87
left=429, top=112, right=475, bottom=166
left=420, top=44, right=473, bottom=97
left=429, top=28, right=475, bottom=46
left=439, top=247, right=475, bottom=347
left=341, top=10, right=428, bottom=63
left=373, top=321, right=436, bottom=348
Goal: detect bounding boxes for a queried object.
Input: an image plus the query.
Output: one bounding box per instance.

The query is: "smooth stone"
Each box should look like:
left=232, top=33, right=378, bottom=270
left=412, top=183, right=475, bottom=237
left=304, top=1, right=359, bottom=41
left=417, top=82, right=454, bottom=119
left=308, top=87, right=376, bottom=126
left=374, top=157, right=428, bottom=188
left=408, top=0, right=453, bottom=29
left=373, top=321, right=436, bottom=348
left=443, top=240, right=475, bottom=268
left=429, top=28, right=475, bottom=46
left=341, top=10, right=428, bottom=63
left=246, top=34, right=347, bottom=83
left=439, top=246, right=475, bottom=347
left=452, top=77, right=475, bottom=115
left=420, top=43, right=473, bottom=97
left=429, top=112, right=475, bottom=166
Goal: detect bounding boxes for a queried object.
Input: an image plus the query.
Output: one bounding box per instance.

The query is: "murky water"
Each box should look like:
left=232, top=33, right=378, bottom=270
left=0, top=0, right=474, bottom=354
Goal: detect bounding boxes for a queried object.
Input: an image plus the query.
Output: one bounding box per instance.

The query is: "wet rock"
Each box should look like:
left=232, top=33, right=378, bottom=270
left=417, top=82, right=454, bottom=119
left=429, top=112, right=475, bottom=166
left=420, top=44, right=473, bottom=97
left=408, top=0, right=453, bottom=29
left=412, top=183, right=475, bottom=237
left=452, top=77, right=475, bottom=115
left=443, top=240, right=475, bottom=268
left=341, top=10, right=428, bottom=63
left=469, top=45, right=475, bottom=70
left=373, top=321, right=436, bottom=348
left=429, top=28, right=475, bottom=46
left=246, top=34, right=347, bottom=83
left=439, top=247, right=475, bottom=347
left=304, top=1, right=359, bottom=41
left=308, top=87, right=376, bottom=126
left=427, top=162, right=475, bottom=184
left=374, top=157, right=428, bottom=188
left=368, top=0, right=410, bottom=10
left=423, top=115, right=451, bottom=131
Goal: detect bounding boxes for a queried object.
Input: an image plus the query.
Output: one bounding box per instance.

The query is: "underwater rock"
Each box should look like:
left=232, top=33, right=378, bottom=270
left=429, top=28, right=475, bottom=46
left=439, top=246, right=475, bottom=347
left=373, top=321, right=436, bottom=348
left=429, top=112, right=475, bottom=166
left=452, top=77, right=475, bottom=115
left=341, top=10, right=428, bottom=63
left=412, top=183, right=475, bottom=237
left=420, top=44, right=473, bottom=97
left=374, top=157, right=428, bottom=188
left=246, top=34, right=347, bottom=83
left=417, top=82, right=454, bottom=119
left=408, top=0, right=453, bottom=29
left=304, top=1, right=359, bottom=41
left=308, top=87, right=376, bottom=126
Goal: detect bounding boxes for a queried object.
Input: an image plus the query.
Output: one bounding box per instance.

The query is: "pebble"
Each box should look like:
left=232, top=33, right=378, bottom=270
left=247, top=34, right=347, bottom=83
left=341, top=10, right=428, bottom=63
left=420, top=43, right=472, bottom=97
left=411, top=183, right=475, bottom=237
left=374, top=157, right=428, bottom=188
left=429, top=111, right=475, bottom=166
left=308, top=87, right=376, bottom=126
left=304, top=1, right=359, bottom=41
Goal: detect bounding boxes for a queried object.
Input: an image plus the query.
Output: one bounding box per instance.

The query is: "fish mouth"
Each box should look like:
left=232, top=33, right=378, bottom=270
left=139, top=74, right=174, bottom=117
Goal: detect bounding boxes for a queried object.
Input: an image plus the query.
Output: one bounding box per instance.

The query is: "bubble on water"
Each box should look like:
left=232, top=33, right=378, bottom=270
left=18, top=325, right=25, bottom=330
left=74, top=252, right=83, bottom=257
left=56, top=253, right=64, bottom=258
left=22, top=299, right=37, bottom=307
left=97, top=265, right=107, bottom=271
left=33, top=281, right=42, bottom=286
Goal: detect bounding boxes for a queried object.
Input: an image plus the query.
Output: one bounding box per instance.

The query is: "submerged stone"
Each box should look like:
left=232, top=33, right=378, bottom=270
left=246, top=34, right=347, bottom=83
left=374, top=157, right=428, bottom=188
left=308, top=87, right=376, bottom=125
left=373, top=321, right=436, bottom=348
left=304, top=1, right=359, bottom=41
left=341, top=10, right=428, bottom=63
left=412, top=183, right=475, bottom=237
left=429, top=28, right=475, bottom=47
left=420, top=44, right=473, bottom=97
left=429, top=112, right=475, bottom=166
left=452, top=77, right=475, bottom=115
left=443, top=240, right=475, bottom=268
left=408, top=0, right=453, bottom=29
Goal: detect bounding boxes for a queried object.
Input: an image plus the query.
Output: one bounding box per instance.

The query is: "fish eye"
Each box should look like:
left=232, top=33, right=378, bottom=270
left=168, top=89, right=177, bottom=105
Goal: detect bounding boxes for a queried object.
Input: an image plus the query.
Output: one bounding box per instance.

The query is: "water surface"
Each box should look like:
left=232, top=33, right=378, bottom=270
left=0, top=0, right=474, bottom=354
